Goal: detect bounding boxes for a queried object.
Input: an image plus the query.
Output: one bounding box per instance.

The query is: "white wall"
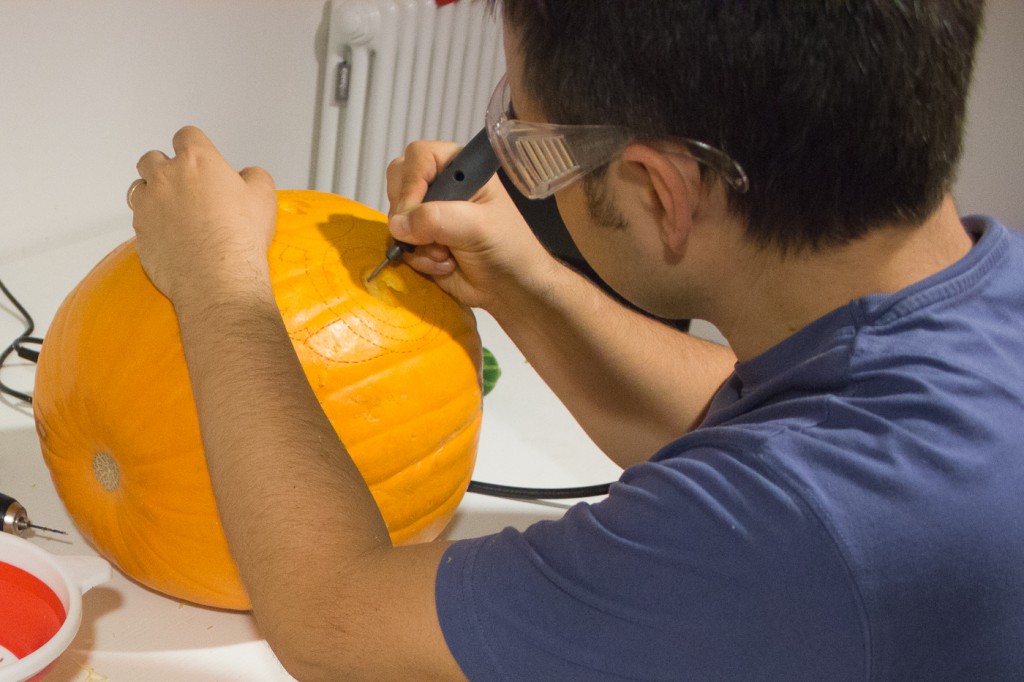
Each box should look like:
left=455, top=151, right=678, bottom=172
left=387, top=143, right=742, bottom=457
left=955, top=0, right=1024, bottom=228
left=0, top=0, right=327, bottom=263
left=1, top=0, right=1021, bottom=267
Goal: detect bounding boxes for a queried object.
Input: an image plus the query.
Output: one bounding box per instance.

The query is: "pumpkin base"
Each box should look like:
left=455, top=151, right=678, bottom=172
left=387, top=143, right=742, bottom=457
left=92, top=452, right=120, bottom=492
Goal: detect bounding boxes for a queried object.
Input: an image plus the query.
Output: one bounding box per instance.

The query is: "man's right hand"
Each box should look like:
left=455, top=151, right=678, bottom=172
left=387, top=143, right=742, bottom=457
left=385, top=139, right=559, bottom=314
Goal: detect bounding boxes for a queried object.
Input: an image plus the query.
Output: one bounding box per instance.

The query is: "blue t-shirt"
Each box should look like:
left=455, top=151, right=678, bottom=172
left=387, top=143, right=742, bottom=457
left=436, top=217, right=1024, bottom=681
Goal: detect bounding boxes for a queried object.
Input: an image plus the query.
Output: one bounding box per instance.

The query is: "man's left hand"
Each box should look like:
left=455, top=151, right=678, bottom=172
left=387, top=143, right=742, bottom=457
left=129, top=126, right=278, bottom=309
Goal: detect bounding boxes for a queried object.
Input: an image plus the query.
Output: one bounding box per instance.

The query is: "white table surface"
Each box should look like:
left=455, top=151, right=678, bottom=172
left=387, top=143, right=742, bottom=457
left=0, top=230, right=623, bottom=680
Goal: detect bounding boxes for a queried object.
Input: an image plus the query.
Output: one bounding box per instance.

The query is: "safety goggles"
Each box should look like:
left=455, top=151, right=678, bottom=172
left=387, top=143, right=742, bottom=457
left=485, top=73, right=750, bottom=200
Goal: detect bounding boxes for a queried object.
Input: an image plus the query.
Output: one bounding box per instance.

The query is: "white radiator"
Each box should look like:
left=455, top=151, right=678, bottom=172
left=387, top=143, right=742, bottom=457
left=313, top=0, right=505, bottom=213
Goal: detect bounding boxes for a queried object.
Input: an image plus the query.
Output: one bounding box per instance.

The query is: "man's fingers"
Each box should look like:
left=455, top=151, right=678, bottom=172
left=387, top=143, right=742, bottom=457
left=136, top=149, right=170, bottom=179
left=385, top=154, right=407, bottom=217
left=240, top=166, right=275, bottom=191
left=419, top=242, right=454, bottom=262
left=389, top=203, right=447, bottom=247
left=391, top=199, right=488, bottom=252
left=171, top=125, right=215, bottom=156
left=136, top=125, right=215, bottom=180
left=404, top=251, right=456, bottom=277
left=387, top=140, right=462, bottom=215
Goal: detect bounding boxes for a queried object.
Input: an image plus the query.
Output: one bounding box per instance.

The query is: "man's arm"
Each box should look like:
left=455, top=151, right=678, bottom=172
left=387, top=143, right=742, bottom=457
left=387, top=141, right=736, bottom=467
left=131, top=127, right=465, bottom=681
left=174, top=288, right=464, bottom=681
left=487, top=262, right=735, bottom=466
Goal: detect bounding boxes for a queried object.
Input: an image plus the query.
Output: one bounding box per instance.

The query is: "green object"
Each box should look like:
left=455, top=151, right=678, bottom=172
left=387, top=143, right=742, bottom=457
left=482, top=347, right=501, bottom=396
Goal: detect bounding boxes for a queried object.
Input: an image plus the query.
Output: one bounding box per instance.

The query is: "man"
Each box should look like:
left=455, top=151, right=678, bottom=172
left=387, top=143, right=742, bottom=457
left=128, top=1, right=1023, bottom=679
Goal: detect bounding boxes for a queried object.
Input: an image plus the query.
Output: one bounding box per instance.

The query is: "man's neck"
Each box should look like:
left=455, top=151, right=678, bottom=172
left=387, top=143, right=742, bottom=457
left=709, top=195, right=973, bottom=361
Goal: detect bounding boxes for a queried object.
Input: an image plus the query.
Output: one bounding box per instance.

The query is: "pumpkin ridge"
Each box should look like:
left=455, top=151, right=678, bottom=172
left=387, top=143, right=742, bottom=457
left=356, top=401, right=482, bottom=485
left=376, top=420, right=482, bottom=538
left=387, top=470, right=473, bottom=543
left=338, top=383, right=481, bottom=477
left=376, top=409, right=483, bottom=489
left=369, top=412, right=482, bottom=511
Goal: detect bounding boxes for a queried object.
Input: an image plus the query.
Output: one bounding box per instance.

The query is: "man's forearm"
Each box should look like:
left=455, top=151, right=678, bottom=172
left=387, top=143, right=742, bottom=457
left=172, top=286, right=393, bottom=672
left=489, top=263, right=736, bottom=468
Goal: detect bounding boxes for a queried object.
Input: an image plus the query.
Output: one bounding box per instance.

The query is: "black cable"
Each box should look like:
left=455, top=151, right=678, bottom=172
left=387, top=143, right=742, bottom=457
left=467, top=479, right=612, bottom=500
left=0, top=279, right=42, bottom=404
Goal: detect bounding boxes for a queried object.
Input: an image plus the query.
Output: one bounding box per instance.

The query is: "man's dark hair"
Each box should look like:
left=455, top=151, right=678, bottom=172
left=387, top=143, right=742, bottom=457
left=496, top=1, right=986, bottom=252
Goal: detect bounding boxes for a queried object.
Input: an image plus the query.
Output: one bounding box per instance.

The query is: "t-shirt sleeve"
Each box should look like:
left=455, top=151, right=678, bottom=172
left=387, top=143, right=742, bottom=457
left=435, top=447, right=866, bottom=681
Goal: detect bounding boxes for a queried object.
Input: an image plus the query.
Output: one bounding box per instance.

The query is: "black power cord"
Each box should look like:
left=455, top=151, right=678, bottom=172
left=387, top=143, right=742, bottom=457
left=0, top=279, right=614, bottom=501
left=0, top=279, right=43, bottom=404
left=467, top=480, right=611, bottom=499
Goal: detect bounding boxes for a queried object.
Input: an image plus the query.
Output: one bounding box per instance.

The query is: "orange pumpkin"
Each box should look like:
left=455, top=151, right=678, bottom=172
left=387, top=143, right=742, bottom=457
left=33, top=190, right=482, bottom=610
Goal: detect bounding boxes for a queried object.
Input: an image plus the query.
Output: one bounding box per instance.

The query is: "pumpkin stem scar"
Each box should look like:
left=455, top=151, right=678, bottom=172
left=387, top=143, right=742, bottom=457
left=92, top=452, right=120, bottom=492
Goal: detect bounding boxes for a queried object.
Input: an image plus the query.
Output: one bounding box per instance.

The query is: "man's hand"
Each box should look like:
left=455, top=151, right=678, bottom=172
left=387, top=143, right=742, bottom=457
left=129, top=126, right=278, bottom=308
left=386, top=139, right=559, bottom=314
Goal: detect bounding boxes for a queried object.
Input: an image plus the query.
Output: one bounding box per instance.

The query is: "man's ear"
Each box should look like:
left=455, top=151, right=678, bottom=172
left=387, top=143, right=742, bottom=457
left=620, top=143, right=701, bottom=256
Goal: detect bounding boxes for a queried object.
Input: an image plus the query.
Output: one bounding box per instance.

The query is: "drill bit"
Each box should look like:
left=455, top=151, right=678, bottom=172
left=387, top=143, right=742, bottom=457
left=19, top=520, right=67, bottom=535
left=366, top=241, right=413, bottom=283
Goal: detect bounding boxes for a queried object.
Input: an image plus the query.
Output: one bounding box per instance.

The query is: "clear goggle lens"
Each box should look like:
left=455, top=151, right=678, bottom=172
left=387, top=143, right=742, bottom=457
left=485, top=73, right=749, bottom=200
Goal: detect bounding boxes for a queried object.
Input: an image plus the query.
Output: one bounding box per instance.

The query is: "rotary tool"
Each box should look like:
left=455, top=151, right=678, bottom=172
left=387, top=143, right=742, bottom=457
left=366, top=126, right=500, bottom=282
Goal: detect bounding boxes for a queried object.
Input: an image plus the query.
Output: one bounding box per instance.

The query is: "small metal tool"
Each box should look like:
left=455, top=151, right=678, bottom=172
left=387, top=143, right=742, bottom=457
left=1, top=492, right=67, bottom=536
left=367, top=126, right=501, bottom=282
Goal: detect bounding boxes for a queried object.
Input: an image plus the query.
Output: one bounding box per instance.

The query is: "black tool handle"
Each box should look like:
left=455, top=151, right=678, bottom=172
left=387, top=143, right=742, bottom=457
left=423, top=127, right=500, bottom=202
left=0, top=492, right=16, bottom=509
left=392, top=127, right=501, bottom=254
left=1, top=492, right=25, bottom=535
